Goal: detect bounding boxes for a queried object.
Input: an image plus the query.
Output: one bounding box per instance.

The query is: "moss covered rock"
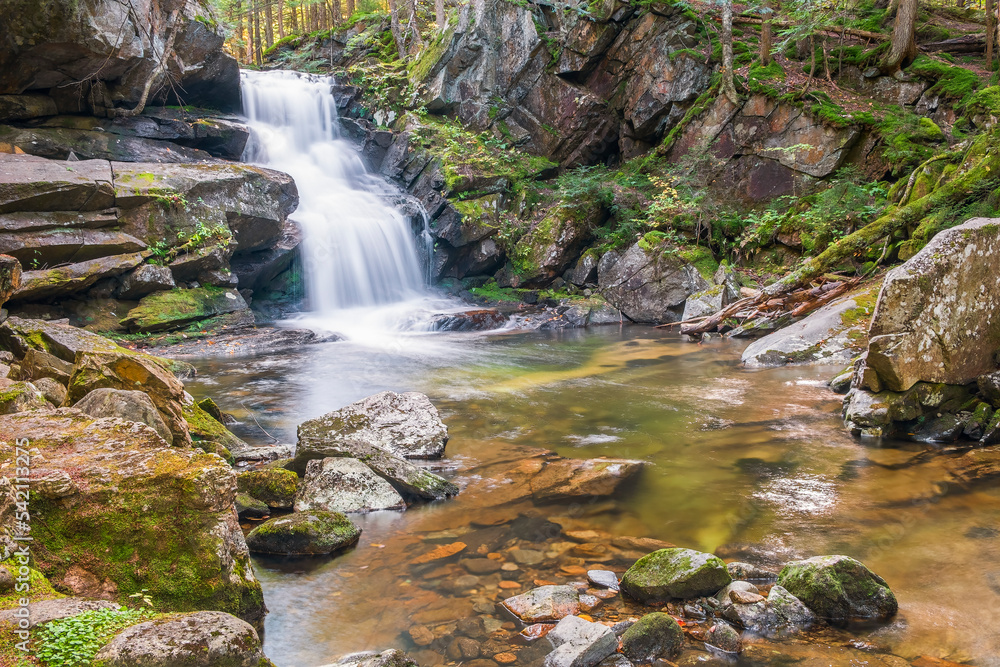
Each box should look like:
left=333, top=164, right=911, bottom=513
left=0, top=410, right=264, bottom=622
left=92, top=610, right=267, bottom=667
left=75, top=388, right=172, bottom=444
left=777, top=555, right=897, bottom=624
left=620, top=547, right=731, bottom=602
left=245, top=510, right=361, bottom=556
left=67, top=350, right=191, bottom=446
left=0, top=380, right=52, bottom=414
left=235, top=493, right=269, bottom=520
left=184, top=400, right=249, bottom=455
left=236, top=469, right=299, bottom=509
left=620, top=612, right=684, bottom=662
left=120, top=287, right=249, bottom=333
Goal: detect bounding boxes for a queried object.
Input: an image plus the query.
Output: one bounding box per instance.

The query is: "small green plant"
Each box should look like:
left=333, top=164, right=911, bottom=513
left=34, top=607, right=153, bottom=667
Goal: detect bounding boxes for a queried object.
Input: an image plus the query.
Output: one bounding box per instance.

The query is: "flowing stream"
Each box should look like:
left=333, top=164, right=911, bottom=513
left=185, top=328, right=1000, bottom=667
left=241, top=70, right=447, bottom=338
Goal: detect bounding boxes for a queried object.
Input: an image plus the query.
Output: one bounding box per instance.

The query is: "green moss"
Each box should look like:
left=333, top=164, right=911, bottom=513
left=677, top=246, right=718, bottom=280
left=468, top=280, right=521, bottom=302
left=183, top=401, right=246, bottom=458
left=35, top=607, right=156, bottom=667
left=0, top=562, right=62, bottom=610
left=236, top=469, right=299, bottom=508
left=620, top=612, right=683, bottom=661
left=908, top=55, right=981, bottom=103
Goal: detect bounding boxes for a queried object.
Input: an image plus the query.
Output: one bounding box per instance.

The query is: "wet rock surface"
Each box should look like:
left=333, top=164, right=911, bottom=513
left=245, top=510, right=361, bottom=556
left=295, top=457, right=407, bottom=513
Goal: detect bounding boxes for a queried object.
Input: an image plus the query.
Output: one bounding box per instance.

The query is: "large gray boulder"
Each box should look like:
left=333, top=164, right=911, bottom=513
left=92, top=611, right=266, bottom=667
left=720, top=584, right=815, bottom=635
left=598, top=242, right=710, bottom=324
left=863, top=217, right=1000, bottom=392
left=742, top=289, right=875, bottom=367
left=74, top=388, right=172, bottom=444
left=297, top=391, right=449, bottom=460
left=295, top=457, right=406, bottom=513
left=777, top=555, right=898, bottom=624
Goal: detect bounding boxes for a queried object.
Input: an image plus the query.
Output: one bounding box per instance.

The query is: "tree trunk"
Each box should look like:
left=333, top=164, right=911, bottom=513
left=277, top=0, right=285, bottom=38
left=802, top=33, right=817, bottom=93
left=264, top=0, right=274, bottom=47
left=988, top=0, right=995, bottom=67
left=253, top=0, right=263, bottom=65
left=760, top=0, right=773, bottom=65
left=346, top=0, right=355, bottom=19
left=407, top=0, right=423, bottom=53
left=721, top=0, right=738, bottom=102
left=290, top=0, right=298, bottom=33
left=236, top=0, right=246, bottom=63
left=435, top=0, right=445, bottom=28
left=388, top=0, right=405, bottom=59
left=882, top=0, right=918, bottom=74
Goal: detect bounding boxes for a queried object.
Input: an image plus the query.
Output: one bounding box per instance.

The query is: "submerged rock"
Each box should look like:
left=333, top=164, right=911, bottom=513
left=295, top=457, right=406, bottom=513
left=544, top=615, right=617, bottom=667
left=503, top=585, right=581, bottom=623
left=619, top=612, right=684, bottom=662
left=74, top=388, right=172, bottom=444
left=245, top=510, right=361, bottom=556
left=0, top=410, right=264, bottom=621
left=777, top=555, right=898, bottom=624
left=529, top=457, right=643, bottom=502
left=297, top=391, right=448, bottom=460
left=92, top=611, right=268, bottom=667
left=620, top=547, right=731, bottom=602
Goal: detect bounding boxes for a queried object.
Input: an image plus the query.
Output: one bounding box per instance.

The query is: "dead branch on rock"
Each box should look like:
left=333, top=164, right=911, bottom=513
left=109, top=9, right=180, bottom=118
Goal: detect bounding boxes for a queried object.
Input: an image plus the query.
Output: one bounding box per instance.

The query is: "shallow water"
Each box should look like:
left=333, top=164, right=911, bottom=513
left=184, top=326, right=1000, bottom=667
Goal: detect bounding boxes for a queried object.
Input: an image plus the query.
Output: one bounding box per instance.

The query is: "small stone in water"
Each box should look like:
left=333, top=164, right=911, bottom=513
left=473, top=600, right=496, bottom=614
left=494, top=653, right=517, bottom=664
left=589, top=588, right=618, bottom=600
left=511, top=548, right=545, bottom=565
left=463, top=558, right=504, bottom=575
left=458, top=616, right=486, bottom=638
left=483, top=617, right=504, bottom=634
left=730, top=590, right=766, bottom=605
left=520, top=623, right=556, bottom=642
left=499, top=581, right=521, bottom=589
left=501, top=563, right=519, bottom=571
left=413, top=542, right=467, bottom=564
left=409, top=625, right=434, bottom=646
left=587, top=570, right=619, bottom=591
left=682, top=604, right=705, bottom=620
left=579, top=594, right=601, bottom=612
left=561, top=565, right=587, bottom=576
left=534, top=579, right=557, bottom=587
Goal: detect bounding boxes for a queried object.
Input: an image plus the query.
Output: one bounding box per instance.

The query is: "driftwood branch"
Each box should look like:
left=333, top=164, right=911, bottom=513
left=732, top=16, right=889, bottom=42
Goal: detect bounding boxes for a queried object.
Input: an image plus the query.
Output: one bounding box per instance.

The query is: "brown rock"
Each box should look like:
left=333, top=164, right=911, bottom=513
left=493, top=652, right=517, bottom=664
left=729, top=590, right=766, bottom=605
left=408, top=625, right=434, bottom=647
left=413, top=542, right=467, bottom=564
left=499, top=581, right=522, bottom=589
left=447, top=637, right=481, bottom=660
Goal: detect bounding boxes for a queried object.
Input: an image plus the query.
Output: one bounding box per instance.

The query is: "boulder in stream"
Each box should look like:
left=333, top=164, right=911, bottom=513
left=544, top=615, right=617, bottom=667
left=245, top=510, right=361, bottom=556
left=236, top=468, right=299, bottom=509
left=297, top=391, right=448, bottom=460
left=502, top=585, right=581, bottom=623
left=296, top=457, right=406, bottom=513
left=720, top=584, right=816, bottom=635
left=619, top=612, right=684, bottom=662
left=620, top=547, right=732, bottom=602
left=777, top=555, right=898, bottom=624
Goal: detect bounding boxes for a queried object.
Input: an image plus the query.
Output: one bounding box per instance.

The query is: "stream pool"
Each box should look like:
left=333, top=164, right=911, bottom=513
left=183, top=325, right=1000, bottom=667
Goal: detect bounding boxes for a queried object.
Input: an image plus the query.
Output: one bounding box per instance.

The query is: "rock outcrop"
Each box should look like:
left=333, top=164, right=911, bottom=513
left=0, top=154, right=298, bottom=321
left=598, top=242, right=710, bottom=324
left=0, top=0, right=240, bottom=117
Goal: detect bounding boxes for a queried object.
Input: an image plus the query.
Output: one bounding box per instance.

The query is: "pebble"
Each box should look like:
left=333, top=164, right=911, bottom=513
left=730, top=590, right=766, bottom=605
left=473, top=600, right=496, bottom=614
left=483, top=617, right=504, bottom=633
left=458, top=616, right=486, bottom=638
left=560, top=565, right=587, bottom=576
left=408, top=625, right=434, bottom=646
left=587, top=570, right=619, bottom=591
left=500, top=563, right=519, bottom=572
left=589, top=588, right=618, bottom=600
left=499, top=581, right=521, bottom=589
left=494, top=653, right=517, bottom=664
left=413, top=542, right=467, bottom=564
left=579, top=594, right=601, bottom=612
left=451, top=574, right=481, bottom=592
left=462, top=558, right=503, bottom=575
left=572, top=543, right=607, bottom=558
left=533, top=579, right=557, bottom=586
left=510, top=548, right=545, bottom=565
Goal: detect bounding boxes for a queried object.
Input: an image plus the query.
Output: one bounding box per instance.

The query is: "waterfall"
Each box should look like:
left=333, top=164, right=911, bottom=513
left=240, top=70, right=432, bottom=331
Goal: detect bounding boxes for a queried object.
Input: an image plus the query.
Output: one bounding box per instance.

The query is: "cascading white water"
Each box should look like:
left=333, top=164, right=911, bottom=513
left=241, top=69, right=436, bottom=335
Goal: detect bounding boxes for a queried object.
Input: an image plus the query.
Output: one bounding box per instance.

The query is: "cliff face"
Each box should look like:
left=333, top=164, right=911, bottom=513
left=0, top=0, right=240, bottom=115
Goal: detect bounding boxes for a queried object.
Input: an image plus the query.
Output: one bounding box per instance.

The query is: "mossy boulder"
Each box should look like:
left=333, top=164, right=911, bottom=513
left=777, top=555, right=898, bottom=624
left=67, top=350, right=191, bottom=446
left=245, top=510, right=361, bottom=556
left=236, top=469, right=299, bottom=509
left=620, top=612, right=684, bottom=662
left=0, top=380, right=53, bottom=414
left=235, top=493, right=269, bottom=520
left=75, top=388, right=172, bottom=444
left=0, top=411, right=265, bottom=623
left=184, top=400, right=249, bottom=455
left=510, top=204, right=599, bottom=285
left=120, top=287, right=249, bottom=333
left=620, top=548, right=732, bottom=602
left=92, top=611, right=267, bottom=667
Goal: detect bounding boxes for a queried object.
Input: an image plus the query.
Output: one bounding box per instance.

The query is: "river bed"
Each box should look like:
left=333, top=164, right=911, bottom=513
left=183, top=326, right=1000, bottom=667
